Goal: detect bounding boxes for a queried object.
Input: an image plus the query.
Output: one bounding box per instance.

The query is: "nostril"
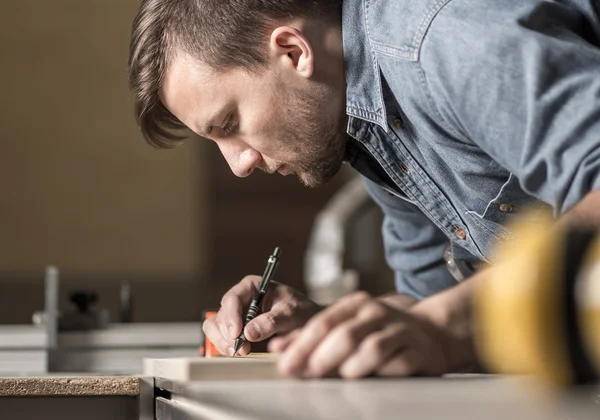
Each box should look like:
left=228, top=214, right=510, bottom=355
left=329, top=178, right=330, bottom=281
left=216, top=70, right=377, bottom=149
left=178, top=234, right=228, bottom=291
left=247, top=167, right=253, bottom=175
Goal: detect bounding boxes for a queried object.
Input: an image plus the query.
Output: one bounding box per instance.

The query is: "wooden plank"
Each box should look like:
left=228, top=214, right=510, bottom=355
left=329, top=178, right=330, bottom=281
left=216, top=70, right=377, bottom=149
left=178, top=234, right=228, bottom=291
left=144, top=354, right=281, bottom=382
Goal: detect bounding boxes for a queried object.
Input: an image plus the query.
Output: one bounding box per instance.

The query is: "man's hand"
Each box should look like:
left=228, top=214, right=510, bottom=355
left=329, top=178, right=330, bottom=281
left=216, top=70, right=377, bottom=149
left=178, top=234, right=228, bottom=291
left=268, top=291, right=461, bottom=379
left=202, top=275, right=322, bottom=356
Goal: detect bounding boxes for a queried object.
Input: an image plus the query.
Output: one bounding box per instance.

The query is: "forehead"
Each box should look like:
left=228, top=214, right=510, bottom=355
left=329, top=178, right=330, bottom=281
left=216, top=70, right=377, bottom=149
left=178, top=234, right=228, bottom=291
left=160, top=53, right=223, bottom=119
left=160, top=52, right=276, bottom=132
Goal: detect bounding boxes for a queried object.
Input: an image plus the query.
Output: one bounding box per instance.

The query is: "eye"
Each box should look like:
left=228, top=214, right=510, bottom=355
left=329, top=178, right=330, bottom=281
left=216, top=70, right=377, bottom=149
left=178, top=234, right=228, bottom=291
left=221, top=115, right=237, bottom=136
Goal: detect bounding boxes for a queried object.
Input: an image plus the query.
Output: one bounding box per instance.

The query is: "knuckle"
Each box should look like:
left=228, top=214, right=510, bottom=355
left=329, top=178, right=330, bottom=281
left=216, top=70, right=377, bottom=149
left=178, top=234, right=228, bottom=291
left=261, top=313, right=278, bottom=333
left=280, top=301, right=298, bottom=318
left=220, top=276, right=261, bottom=307
left=350, top=291, right=371, bottom=303
left=242, top=274, right=261, bottom=286
left=219, top=293, right=234, bottom=307
left=306, top=318, right=331, bottom=337
left=337, top=330, right=358, bottom=349
left=364, top=336, right=387, bottom=360
left=362, top=302, right=388, bottom=320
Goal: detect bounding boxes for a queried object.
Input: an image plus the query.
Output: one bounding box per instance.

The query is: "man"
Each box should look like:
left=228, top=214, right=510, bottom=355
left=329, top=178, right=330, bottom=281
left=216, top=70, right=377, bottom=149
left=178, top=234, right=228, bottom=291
left=128, top=0, right=600, bottom=378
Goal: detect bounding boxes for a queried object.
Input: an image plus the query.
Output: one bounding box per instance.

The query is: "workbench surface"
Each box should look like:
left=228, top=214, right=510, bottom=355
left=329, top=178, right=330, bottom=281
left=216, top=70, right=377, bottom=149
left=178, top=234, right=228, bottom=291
left=0, top=375, right=139, bottom=397
left=156, top=375, right=600, bottom=420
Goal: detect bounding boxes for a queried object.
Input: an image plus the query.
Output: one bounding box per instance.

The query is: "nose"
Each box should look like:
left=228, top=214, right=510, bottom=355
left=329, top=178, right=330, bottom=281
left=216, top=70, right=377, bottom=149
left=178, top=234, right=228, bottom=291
left=217, top=141, right=261, bottom=178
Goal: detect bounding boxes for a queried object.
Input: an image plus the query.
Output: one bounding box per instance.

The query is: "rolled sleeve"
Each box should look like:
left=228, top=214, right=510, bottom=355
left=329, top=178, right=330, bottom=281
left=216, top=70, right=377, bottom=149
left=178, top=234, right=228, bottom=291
left=421, top=0, right=600, bottom=215
left=362, top=177, right=458, bottom=299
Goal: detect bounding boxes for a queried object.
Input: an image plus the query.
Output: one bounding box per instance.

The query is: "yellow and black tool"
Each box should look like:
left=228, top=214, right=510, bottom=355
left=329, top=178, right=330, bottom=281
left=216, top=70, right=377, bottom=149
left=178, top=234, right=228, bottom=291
left=475, top=215, right=600, bottom=388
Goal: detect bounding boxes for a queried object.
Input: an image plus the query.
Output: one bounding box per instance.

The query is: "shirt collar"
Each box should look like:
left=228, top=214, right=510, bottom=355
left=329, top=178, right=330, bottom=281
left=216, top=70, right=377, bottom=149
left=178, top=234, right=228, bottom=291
left=342, top=0, right=389, bottom=134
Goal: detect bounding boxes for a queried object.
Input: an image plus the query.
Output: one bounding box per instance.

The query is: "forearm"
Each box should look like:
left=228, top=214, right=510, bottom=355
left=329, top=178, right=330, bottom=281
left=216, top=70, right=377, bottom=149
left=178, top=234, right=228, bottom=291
left=410, top=272, right=482, bottom=373
left=558, top=190, right=600, bottom=230
left=407, top=190, right=600, bottom=373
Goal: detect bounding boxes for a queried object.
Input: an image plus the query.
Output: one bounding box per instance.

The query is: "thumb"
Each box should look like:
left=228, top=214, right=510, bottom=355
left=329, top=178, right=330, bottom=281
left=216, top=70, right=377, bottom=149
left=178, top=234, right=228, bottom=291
left=244, top=305, right=300, bottom=342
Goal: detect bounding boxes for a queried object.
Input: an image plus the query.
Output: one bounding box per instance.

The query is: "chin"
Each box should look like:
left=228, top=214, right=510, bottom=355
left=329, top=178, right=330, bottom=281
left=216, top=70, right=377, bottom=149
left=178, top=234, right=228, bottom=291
left=297, top=169, right=339, bottom=189
left=294, top=153, right=345, bottom=188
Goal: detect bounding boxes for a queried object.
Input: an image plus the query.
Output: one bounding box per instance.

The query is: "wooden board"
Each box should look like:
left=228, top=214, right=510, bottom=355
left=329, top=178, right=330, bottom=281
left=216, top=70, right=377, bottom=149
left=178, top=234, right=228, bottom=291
left=143, top=354, right=281, bottom=382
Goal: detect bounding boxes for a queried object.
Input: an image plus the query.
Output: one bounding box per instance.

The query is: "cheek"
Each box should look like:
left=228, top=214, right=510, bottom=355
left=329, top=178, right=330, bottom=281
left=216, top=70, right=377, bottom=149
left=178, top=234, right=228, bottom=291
left=239, top=80, right=295, bottom=156
left=243, top=106, right=280, bottom=146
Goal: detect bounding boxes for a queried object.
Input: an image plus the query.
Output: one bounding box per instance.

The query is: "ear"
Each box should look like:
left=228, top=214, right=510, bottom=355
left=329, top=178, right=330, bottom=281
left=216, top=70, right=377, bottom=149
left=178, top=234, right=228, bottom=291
left=268, top=26, right=314, bottom=78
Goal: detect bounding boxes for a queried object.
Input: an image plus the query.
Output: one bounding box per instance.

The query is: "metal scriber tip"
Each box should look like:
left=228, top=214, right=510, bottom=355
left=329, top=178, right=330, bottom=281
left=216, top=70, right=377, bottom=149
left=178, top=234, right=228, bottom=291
left=232, top=337, right=244, bottom=357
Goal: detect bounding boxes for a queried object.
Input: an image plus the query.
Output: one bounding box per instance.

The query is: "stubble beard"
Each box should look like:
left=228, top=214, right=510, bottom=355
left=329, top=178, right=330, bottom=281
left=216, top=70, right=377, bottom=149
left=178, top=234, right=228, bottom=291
left=279, top=82, right=347, bottom=188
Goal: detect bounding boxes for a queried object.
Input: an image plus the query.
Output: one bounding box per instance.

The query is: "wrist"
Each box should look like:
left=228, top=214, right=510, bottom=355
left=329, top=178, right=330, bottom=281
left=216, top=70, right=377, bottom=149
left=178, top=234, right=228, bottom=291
left=410, top=274, right=482, bottom=373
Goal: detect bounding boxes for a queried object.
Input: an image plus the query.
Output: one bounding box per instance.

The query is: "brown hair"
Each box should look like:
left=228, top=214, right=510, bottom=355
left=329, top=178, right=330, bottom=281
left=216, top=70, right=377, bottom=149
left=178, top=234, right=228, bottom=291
left=128, top=0, right=342, bottom=148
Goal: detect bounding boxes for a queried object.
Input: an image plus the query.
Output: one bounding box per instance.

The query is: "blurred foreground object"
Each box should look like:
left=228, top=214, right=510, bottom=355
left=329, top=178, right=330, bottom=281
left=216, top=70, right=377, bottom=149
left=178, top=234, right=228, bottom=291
left=476, top=214, right=600, bottom=388
left=304, top=176, right=371, bottom=304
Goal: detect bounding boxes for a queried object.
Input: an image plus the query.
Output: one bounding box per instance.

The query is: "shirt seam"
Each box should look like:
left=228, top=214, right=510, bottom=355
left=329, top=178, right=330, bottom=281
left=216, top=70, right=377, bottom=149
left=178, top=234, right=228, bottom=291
left=363, top=0, right=389, bottom=131
left=371, top=43, right=418, bottom=61
left=412, top=0, right=454, bottom=58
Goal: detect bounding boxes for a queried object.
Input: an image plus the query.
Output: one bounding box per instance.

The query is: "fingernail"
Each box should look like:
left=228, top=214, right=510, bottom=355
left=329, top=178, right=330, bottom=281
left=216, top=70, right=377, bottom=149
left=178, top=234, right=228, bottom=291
left=245, top=323, right=261, bottom=341
left=228, top=324, right=236, bottom=339
left=227, top=347, right=234, bottom=357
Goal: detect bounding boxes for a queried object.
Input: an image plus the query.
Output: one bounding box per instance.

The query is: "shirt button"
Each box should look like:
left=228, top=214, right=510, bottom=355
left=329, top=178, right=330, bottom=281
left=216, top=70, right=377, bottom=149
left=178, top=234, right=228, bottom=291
left=499, top=203, right=515, bottom=213
left=454, top=227, right=467, bottom=240
left=393, top=119, right=402, bottom=129
left=399, top=162, right=410, bottom=175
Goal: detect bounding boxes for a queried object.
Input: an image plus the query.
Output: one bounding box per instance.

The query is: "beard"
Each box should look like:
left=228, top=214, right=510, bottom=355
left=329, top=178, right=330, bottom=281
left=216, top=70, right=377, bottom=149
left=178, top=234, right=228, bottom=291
left=274, top=80, right=347, bottom=188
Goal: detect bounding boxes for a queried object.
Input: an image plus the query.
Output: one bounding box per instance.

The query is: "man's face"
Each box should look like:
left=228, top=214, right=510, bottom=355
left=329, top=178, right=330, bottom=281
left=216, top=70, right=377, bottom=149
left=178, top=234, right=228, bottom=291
left=160, top=52, right=347, bottom=188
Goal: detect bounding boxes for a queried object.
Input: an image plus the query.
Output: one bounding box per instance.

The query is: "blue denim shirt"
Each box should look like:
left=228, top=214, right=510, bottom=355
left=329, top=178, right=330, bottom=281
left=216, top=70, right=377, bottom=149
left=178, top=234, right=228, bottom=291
left=341, top=0, right=600, bottom=298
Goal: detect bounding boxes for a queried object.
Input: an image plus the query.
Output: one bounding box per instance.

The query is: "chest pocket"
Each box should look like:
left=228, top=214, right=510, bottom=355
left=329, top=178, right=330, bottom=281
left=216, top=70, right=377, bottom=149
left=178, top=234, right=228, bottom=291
left=465, top=173, right=552, bottom=240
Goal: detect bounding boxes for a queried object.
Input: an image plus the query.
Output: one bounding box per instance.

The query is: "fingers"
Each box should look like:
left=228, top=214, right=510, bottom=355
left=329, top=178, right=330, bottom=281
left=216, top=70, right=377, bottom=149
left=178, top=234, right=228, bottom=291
left=375, top=348, right=422, bottom=377
left=201, top=275, right=260, bottom=356
left=202, top=316, right=252, bottom=356
left=268, top=330, right=300, bottom=353
left=202, top=316, right=231, bottom=356
left=278, top=291, right=377, bottom=375
left=272, top=291, right=442, bottom=379
left=244, top=300, right=305, bottom=342
left=304, top=314, right=385, bottom=377
left=233, top=340, right=252, bottom=357
left=219, top=275, right=261, bottom=340
left=339, top=324, right=409, bottom=379
left=205, top=275, right=322, bottom=358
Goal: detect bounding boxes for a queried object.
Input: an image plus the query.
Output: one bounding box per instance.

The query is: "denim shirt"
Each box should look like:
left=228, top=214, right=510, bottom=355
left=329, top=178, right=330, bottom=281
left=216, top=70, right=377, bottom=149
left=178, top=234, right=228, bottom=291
left=341, top=0, right=600, bottom=298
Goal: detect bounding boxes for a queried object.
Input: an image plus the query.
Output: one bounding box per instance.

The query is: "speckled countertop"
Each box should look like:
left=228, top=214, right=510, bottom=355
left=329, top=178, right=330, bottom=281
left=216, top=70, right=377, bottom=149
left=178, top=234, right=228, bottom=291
left=0, top=375, right=139, bottom=397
